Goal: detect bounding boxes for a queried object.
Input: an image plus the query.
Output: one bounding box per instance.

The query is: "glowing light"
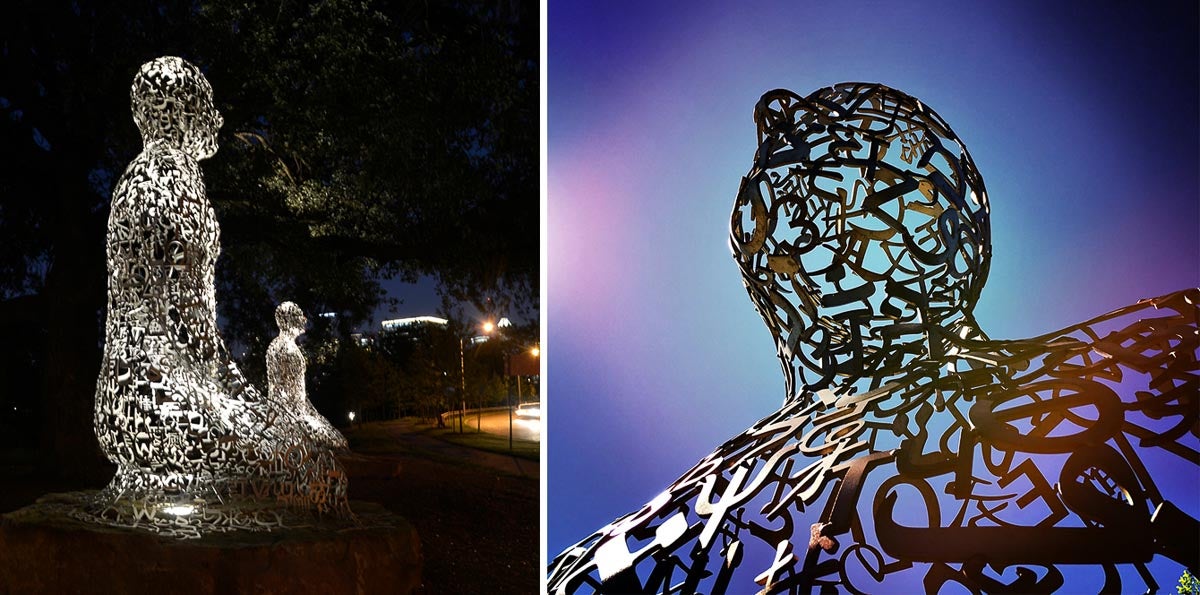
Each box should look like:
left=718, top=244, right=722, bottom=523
left=531, top=346, right=541, bottom=357
left=482, top=321, right=496, bottom=333
left=515, top=417, right=542, bottom=433
left=381, top=315, right=449, bottom=331
left=268, top=302, right=347, bottom=450
left=348, top=411, right=356, bottom=422
left=161, top=504, right=195, bottom=516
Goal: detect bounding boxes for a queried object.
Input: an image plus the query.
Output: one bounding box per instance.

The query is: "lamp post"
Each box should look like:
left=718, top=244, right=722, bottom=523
left=477, top=321, right=495, bottom=432
left=459, top=319, right=496, bottom=434
left=458, top=336, right=466, bottom=433
left=508, top=358, right=513, bottom=451
left=509, top=344, right=539, bottom=450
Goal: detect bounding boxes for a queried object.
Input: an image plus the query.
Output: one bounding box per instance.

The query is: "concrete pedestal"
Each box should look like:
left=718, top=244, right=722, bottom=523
left=0, top=492, right=421, bottom=594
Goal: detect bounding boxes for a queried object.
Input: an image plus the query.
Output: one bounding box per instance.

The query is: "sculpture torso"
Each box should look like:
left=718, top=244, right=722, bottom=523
left=266, top=301, right=348, bottom=450
left=95, top=142, right=258, bottom=490
left=267, top=332, right=305, bottom=410
left=549, top=292, right=1199, bottom=593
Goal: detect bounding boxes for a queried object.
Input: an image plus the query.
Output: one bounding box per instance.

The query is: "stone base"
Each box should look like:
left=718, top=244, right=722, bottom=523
left=0, top=492, right=421, bottom=594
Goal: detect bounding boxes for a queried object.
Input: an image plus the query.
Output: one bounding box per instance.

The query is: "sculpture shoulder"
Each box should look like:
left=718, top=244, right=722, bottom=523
left=1028, top=288, right=1198, bottom=343
left=267, top=336, right=302, bottom=359
left=266, top=337, right=305, bottom=372
left=111, top=146, right=204, bottom=216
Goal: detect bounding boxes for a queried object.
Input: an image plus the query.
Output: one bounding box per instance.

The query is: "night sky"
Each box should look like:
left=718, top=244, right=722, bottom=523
left=374, top=275, right=445, bottom=326
left=546, top=0, right=1198, bottom=587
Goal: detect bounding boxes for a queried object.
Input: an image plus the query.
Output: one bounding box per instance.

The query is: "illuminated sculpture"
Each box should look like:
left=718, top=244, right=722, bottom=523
left=267, top=301, right=348, bottom=449
left=549, top=83, right=1198, bottom=593
left=86, top=57, right=348, bottom=538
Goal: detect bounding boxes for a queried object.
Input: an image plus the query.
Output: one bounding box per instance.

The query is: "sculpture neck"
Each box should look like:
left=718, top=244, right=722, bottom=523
left=142, top=137, right=205, bottom=162
left=782, top=314, right=987, bottom=406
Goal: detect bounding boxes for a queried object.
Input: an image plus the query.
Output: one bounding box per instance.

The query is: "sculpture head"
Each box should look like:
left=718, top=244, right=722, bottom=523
left=730, top=83, right=991, bottom=399
left=131, top=56, right=223, bottom=160
left=275, top=302, right=307, bottom=337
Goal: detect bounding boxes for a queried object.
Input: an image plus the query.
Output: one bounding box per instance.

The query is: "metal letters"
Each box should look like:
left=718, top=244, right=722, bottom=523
left=80, top=57, right=349, bottom=538
left=548, top=83, right=1198, bottom=593
left=267, top=301, right=348, bottom=450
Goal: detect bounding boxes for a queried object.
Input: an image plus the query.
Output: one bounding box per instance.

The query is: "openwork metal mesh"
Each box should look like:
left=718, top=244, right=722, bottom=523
left=549, top=83, right=1199, bottom=593
left=267, top=301, right=348, bottom=450
left=81, top=57, right=349, bottom=538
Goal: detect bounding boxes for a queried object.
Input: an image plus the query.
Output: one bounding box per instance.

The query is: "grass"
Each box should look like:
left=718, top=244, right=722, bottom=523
left=345, top=417, right=540, bottom=463
left=421, top=423, right=540, bottom=462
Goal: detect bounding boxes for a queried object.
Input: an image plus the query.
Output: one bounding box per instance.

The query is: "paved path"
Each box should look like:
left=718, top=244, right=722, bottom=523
left=348, top=419, right=539, bottom=480
left=454, top=409, right=541, bottom=442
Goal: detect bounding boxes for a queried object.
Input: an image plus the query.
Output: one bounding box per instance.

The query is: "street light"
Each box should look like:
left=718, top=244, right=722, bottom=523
left=518, top=344, right=540, bottom=406
left=509, top=343, right=540, bottom=451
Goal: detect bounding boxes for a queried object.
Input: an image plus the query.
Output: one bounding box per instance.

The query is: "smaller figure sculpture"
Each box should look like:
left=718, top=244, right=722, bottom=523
left=267, top=302, right=348, bottom=449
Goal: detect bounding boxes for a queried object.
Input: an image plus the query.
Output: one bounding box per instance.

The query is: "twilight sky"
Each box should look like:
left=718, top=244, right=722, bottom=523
left=546, top=0, right=1198, bottom=587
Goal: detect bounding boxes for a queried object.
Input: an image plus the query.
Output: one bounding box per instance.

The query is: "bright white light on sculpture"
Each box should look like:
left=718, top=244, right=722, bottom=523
left=268, top=301, right=348, bottom=450
left=348, top=411, right=356, bottom=422
left=83, top=56, right=350, bottom=539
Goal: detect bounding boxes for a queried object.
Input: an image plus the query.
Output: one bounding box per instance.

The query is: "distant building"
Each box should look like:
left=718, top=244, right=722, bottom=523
left=380, top=316, right=449, bottom=332
left=380, top=315, right=498, bottom=344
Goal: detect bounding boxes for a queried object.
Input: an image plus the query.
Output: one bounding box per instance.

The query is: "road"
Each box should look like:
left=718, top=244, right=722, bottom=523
left=455, top=409, right=541, bottom=443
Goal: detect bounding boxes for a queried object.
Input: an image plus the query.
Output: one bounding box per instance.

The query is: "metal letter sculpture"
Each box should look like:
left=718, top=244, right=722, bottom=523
left=84, top=57, right=349, bottom=538
left=267, top=302, right=348, bottom=450
left=549, top=83, right=1199, bottom=593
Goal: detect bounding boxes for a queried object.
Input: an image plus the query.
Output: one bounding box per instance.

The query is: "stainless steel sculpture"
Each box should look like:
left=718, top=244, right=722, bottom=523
left=84, top=57, right=349, bottom=538
left=267, top=301, right=348, bottom=450
left=548, top=83, right=1199, bottom=593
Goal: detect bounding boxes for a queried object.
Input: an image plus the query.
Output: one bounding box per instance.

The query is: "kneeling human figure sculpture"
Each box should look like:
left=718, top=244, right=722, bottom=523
left=267, top=301, right=348, bottom=450
left=87, top=57, right=348, bottom=537
left=548, top=83, right=1199, bottom=593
